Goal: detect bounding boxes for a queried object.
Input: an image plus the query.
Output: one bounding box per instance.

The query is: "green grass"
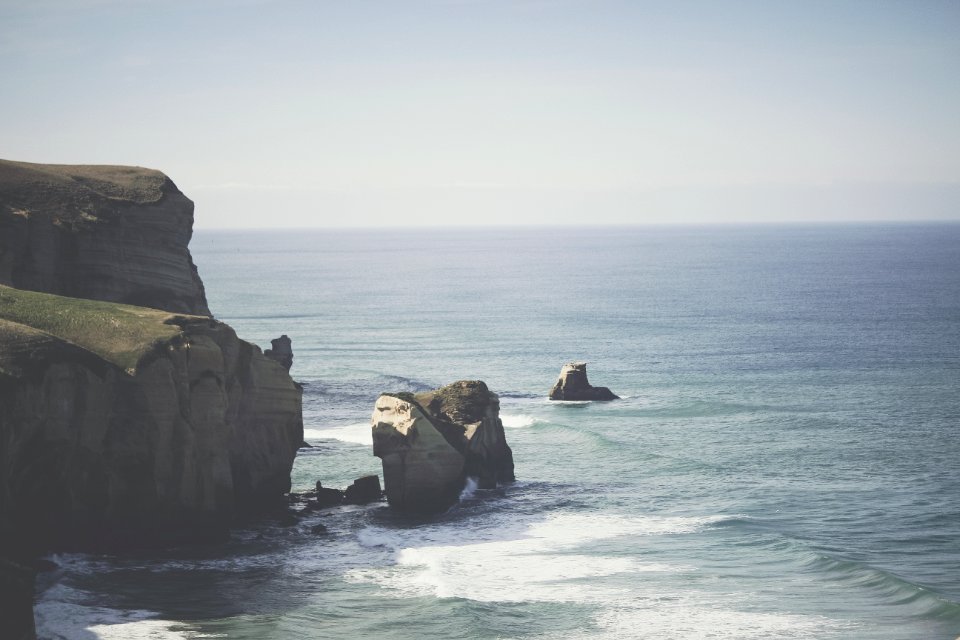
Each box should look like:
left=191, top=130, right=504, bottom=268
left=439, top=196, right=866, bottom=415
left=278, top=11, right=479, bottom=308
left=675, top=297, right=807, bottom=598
left=0, top=285, right=190, bottom=373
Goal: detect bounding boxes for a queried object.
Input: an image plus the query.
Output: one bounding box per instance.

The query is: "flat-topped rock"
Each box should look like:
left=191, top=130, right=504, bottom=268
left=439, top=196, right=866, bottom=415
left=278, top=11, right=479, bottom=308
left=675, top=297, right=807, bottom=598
left=549, top=362, right=619, bottom=401
left=0, top=159, right=210, bottom=315
left=371, top=380, right=515, bottom=513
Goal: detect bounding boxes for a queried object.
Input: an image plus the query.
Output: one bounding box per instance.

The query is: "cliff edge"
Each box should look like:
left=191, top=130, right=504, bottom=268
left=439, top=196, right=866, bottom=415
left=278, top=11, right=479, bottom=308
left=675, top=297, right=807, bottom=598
left=0, top=159, right=210, bottom=315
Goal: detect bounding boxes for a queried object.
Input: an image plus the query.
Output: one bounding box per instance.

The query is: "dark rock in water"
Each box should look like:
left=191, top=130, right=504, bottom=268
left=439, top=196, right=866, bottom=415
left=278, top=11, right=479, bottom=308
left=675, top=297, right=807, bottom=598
left=0, top=556, right=36, bottom=640
left=299, top=441, right=313, bottom=449
left=372, top=380, right=515, bottom=514
left=0, top=160, right=210, bottom=315
left=344, top=475, right=382, bottom=505
left=548, top=362, right=619, bottom=401
left=310, top=524, right=329, bottom=535
left=264, top=334, right=294, bottom=372
left=314, top=482, right=345, bottom=509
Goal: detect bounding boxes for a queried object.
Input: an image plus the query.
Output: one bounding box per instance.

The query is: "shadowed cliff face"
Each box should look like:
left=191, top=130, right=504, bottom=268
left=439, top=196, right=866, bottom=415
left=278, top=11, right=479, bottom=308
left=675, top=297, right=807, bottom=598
left=0, top=159, right=210, bottom=316
left=0, top=289, right=303, bottom=553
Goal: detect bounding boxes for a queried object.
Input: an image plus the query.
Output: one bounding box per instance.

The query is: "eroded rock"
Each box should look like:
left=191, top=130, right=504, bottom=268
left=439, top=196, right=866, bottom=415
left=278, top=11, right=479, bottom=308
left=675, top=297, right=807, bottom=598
left=264, top=335, right=293, bottom=372
left=344, top=475, right=382, bottom=505
left=371, top=381, right=515, bottom=513
left=314, top=482, right=345, bottom=509
left=548, top=362, right=619, bottom=401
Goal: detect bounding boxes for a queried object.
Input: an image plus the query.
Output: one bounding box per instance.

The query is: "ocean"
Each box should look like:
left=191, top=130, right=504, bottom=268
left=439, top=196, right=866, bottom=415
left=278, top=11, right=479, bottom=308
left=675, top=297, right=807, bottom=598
left=34, top=224, right=960, bottom=639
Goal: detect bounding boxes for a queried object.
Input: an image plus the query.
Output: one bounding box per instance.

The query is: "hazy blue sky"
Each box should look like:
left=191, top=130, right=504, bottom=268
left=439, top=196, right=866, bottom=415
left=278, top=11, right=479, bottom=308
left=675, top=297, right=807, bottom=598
left=1, top=0, right=957, bottom=227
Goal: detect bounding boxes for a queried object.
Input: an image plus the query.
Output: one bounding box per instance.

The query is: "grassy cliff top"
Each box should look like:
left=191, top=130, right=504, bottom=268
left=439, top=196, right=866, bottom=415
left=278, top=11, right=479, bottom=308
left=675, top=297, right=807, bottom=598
left=0, top=159, right=172, bottom=205
left=0, top=160, right=185, bottom=229
left=0, top=285, right=200, bottom=373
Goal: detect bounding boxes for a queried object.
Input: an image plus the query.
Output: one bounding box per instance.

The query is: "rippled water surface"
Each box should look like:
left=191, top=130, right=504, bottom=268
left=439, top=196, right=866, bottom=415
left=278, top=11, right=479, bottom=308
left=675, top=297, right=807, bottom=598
left=36, top=225, right=960, bottom=639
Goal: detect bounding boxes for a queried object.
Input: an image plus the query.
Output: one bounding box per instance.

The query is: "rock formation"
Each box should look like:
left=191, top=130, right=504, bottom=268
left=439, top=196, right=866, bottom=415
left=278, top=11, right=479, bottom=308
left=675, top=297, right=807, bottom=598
left=371, top=381, right=515, bottom=513
left=0, top=285, right=303, bottom=552
left=0, top=161, right=306, bottom=633
left=0, top=160, right=209, bottom=315
left=344, top=475, right=382, bottom=505
left=548, top=362, right=619, bottom=401
left=264, top=334, right=293, bottom=371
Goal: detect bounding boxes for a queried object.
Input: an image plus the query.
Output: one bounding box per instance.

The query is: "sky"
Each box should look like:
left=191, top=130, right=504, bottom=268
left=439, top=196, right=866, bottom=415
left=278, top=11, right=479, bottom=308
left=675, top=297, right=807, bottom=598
left=1, top=0, right=958, bottom=228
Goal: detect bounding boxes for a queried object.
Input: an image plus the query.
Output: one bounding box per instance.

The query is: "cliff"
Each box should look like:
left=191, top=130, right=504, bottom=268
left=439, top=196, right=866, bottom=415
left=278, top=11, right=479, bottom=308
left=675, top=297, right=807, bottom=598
left=0, top=285, right=303, bottom=552
left=372, top=381, right=514, bottom=513
left=0, top=160, right=209, bottom=315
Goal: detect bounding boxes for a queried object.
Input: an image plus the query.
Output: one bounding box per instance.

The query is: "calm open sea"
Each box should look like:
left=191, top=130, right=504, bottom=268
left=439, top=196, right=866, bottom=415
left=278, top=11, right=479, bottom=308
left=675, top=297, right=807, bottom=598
left=35, top=224, right=960, bottom=639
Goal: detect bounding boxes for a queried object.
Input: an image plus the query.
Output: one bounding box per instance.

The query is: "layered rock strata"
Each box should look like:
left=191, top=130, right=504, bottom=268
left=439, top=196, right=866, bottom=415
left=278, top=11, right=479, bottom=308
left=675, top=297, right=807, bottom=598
left=0, top=160, right=209, bottom=315
left=371, top=381, right=514, bottom=513
left=548, top=362, right=619, bottom=401
left=0, top=285, right=303, bottom=552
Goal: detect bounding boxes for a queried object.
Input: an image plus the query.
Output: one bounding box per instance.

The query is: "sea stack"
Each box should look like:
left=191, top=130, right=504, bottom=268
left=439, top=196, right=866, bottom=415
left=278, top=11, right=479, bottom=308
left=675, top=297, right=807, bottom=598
left=264, top=334, right=294, bottom=371
left=549, top=362, right=619, bottom=401
left=371, top=381, right=515, bottom=513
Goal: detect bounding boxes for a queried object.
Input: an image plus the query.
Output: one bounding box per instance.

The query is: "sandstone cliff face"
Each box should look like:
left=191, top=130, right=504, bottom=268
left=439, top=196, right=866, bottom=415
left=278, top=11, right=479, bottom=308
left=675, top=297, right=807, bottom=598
left=0, top=287, right=302, bottom=552
left=372, top=381, right=514, bottom=513
left=0, top=160, right=209, bottom=315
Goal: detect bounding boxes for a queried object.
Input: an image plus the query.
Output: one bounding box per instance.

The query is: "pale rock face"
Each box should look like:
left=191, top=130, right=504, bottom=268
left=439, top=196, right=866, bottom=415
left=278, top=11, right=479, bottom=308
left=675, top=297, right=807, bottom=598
left=372, top=395, right=465, bottom=512
left=548, top=362, right=619, bottom=401
left=371, top=381, right=515, bottom=513
left=0, top=160, right=210, bottom=315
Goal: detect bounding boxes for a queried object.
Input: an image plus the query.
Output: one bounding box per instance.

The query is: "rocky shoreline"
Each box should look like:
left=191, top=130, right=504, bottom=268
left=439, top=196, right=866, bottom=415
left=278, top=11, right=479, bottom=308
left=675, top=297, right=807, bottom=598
left=0, top=160, right=620, bottom=635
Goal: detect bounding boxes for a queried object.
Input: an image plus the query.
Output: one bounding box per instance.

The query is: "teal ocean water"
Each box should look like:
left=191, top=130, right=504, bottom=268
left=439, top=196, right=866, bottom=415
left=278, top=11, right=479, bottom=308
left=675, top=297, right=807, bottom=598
left=35, top=225, right=960, bottom=639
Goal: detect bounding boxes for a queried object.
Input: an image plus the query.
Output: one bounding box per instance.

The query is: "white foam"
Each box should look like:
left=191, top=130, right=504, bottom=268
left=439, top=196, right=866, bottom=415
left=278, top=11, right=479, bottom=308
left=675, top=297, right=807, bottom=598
left=34, top=584, right=201, bottom=640
left=458, top=476, right=479, bottom=501
left=347, top=511, right=852, bottom=636
left=303, top=422, right=371, bottom=445
left=346, top=512, right=714, bottom=603
left=500, top=414, right=539, bottom=428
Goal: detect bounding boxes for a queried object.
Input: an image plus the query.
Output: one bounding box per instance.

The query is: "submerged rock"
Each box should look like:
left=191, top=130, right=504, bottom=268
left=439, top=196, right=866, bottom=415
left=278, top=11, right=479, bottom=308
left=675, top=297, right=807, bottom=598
left=371, top=381, right=515, bottom=513
left=548, top=362, right=619, bottom=401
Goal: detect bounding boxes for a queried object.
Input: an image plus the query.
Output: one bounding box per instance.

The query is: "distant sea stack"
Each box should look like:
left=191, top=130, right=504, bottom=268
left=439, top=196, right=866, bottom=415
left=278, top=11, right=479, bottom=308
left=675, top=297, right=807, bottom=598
left=371, top=381, right=515, bottom=513
left=549, top=362, right=619, bottom=401
left=0, top=161, right=303, bottom=555
left=0, top=159, right=209, bottom=315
